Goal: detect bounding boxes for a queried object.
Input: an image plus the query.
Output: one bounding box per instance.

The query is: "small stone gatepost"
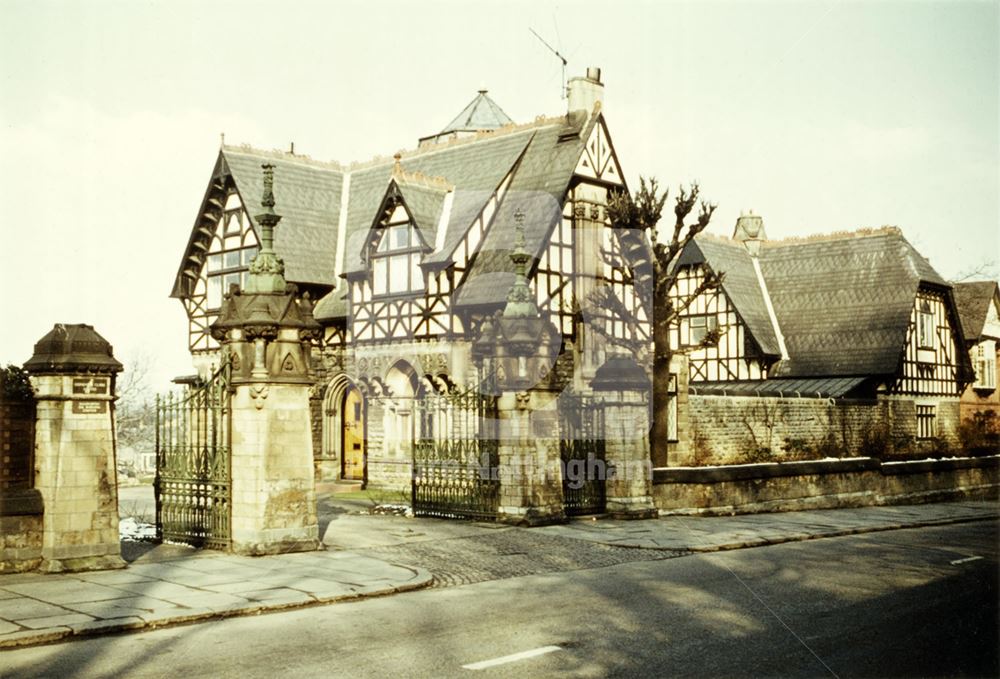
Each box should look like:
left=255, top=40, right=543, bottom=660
left=473, top=211, right=565, bottom=525
left=211, top=164, right=323, bottom=555
left=23, top=324, right=124, bottom=572
left=592, top=356, right=658, bottom=518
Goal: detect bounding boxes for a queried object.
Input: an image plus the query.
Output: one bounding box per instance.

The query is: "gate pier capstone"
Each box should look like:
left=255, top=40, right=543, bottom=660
left=23, top=324, right=124, bottom=572
left=211, top=163, right=322, bottom=555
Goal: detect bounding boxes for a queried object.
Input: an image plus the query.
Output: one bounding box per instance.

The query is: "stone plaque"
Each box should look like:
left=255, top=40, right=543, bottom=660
left=72, top=400, right=107, bottom=414
left=73, top=377, right=109, bottom=396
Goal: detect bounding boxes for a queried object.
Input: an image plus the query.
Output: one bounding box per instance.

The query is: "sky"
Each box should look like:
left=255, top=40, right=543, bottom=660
left=1, top=0, right=997, bottom=390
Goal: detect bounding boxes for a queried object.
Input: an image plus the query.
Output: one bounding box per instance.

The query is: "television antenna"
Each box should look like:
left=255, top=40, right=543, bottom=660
left=529, top=27, right=567, bottom=100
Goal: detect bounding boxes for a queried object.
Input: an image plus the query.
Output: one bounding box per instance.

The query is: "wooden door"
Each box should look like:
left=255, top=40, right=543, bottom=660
left=342, top=386, right=365, bottom=480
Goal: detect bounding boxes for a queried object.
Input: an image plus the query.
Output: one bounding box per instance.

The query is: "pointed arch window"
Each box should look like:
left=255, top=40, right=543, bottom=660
left=371, top=208, right=424, bottom=297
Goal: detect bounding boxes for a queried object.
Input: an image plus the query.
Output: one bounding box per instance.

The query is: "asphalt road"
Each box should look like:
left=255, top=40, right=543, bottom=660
left=3, top=521, right=997, bottom=679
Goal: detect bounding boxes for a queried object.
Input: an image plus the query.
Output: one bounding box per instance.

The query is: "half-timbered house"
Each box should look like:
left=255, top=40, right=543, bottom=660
left=667, top=216, right=975, bottom=464
left=953, top=280, right=1000, bottom=423
left=172, top=68, right=649, bottom=488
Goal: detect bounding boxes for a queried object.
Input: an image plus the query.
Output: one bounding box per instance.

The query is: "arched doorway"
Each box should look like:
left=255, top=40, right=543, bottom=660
left=321, top=375, right=366, bottom=483
left=341, top=384, right=366, bottom=480
left=383, top=361, right=419, bottom=462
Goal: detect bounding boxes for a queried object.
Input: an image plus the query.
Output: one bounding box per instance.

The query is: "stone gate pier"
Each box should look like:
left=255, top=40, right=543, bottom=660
left=21, top=324, right=124, bottom=572
left=210, top=163, right=323, bottom=555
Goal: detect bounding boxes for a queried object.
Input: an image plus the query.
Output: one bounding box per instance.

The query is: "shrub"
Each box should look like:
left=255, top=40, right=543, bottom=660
left=690, top=429, right=716, bottom=466
left=958, top=411, right=1000, bottom=456
left=0, top=364, right=34, bottom=401
left=739, top=444, right=775, bottom=464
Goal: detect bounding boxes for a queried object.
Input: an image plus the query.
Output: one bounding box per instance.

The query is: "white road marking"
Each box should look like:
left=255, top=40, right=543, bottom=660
left=462, top=645, right=562, bottom=670
left=950, top=555, right=983, bottom=565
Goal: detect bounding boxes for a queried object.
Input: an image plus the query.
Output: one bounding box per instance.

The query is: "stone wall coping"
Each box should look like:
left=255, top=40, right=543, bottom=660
left=880, top=455, right=1000, bottom=475
left=654, top=455, right=1000, bottom=484
left=654, top=458, right=879, bottom=483
left=0, top=488, right=44, bottom=516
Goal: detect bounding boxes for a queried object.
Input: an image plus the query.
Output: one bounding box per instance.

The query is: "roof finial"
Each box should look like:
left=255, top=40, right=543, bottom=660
left=220, top=131, right=225, bottom=149
left=392, top=152, right=402, bottom=177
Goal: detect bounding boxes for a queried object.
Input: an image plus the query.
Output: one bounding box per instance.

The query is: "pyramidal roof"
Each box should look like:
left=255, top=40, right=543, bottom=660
left=440, top=90, right=514, bottom=134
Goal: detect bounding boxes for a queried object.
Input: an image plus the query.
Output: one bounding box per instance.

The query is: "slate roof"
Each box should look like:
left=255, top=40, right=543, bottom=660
left=952, top=280, right=998, bottom=342
left=761, top=229, right=947, bottom=378
left=222, top=150, right=344, bottom=286
left=175, top=106, right=595, bottom=320
left=682, top=227, right=959, bottom=379
left=676, top=236, right=781, bottom=357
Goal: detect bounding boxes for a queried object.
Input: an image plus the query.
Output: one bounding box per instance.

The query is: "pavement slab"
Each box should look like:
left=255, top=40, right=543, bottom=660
left=0, top=548, right=433, bottom=650
left=18, top=613, right=95, bottom=630
left=1, top=581, right=133, bottom=605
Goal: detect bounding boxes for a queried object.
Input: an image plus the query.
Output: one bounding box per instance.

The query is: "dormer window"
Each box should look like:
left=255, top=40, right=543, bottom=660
left=371, top=208, right=423, bottom=296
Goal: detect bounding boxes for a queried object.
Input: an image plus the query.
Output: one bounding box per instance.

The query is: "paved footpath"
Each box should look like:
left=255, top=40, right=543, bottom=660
left=1, top=500, right=995, bottom=650
left=536, top=501, right=999, bottom=551
left=0, top=548, right=429, bottom=650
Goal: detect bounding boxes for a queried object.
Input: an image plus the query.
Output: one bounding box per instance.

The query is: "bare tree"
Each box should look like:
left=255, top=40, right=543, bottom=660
left=952, top=259, right=999, bottom=282
left=590, top=178, right=723, bottom=466
left=114, top=351, right=157, bottom=455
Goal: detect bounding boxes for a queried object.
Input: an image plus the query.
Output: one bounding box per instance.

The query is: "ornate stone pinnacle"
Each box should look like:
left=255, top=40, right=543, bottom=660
left=245, top=163, right=287, bottom=294
left=261, top=163, right=276, bottom=209
left=503, top=207, right=539, bottom=319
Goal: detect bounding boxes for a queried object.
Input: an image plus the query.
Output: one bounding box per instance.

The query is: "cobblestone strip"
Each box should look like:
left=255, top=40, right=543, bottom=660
left=361, top=530, right=688, bottom=588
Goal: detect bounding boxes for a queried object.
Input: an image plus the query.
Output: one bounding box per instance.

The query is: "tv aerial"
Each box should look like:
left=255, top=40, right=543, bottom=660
left=529, top=27, right=568, bottom=100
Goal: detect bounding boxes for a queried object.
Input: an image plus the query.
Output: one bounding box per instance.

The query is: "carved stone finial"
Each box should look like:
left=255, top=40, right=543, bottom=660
left=244, top=163, right=287, bottom=294
left=502, top=208, right=539, bottom=319
left=393, top=152, right=402, bottom=176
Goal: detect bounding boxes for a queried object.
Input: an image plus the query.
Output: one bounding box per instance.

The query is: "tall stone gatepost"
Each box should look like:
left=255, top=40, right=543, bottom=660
left=211, top=163, right=323, bottom=555
left=591, top=356, right=657, bottom=519
left=23, top=324, right=124, bottom=572
left=473, top=210, right=565, bottom=526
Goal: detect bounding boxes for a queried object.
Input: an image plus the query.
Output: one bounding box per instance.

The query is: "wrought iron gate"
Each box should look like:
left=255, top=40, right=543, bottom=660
left=154, top=358, right=232, bottom=549
left=412, top=386, right=499, bottom=520
left=560, top=395, right=607, bottom=516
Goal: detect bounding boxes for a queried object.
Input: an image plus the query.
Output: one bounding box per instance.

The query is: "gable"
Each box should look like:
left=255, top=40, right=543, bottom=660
left=573, top=115, right=624, bottom=185
left=953, top=280, right=1000, bottom=342
left=679, top=237, right=782, bottom=358
left=985, top=295, right=1000, bottom=340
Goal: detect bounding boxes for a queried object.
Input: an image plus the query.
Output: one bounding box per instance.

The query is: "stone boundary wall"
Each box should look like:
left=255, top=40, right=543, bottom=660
left=0, top=491, right=44, bottom=573
left=652, top=455, right=999, bottom=515
left=1, top=391, right=41, bottom=573
left=680, top=394, right=961, bottom=466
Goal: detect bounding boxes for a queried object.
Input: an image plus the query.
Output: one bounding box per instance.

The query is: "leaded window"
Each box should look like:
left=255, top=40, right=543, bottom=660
left=372, top=212, right=423, bottom=297
left=974, top=341, right=997, bottom=390
left=688, top=314, right=719, bottom=346
left=205, top=192, right=259, bottom=311
left=918, top=301, right=935, bottom=349
left=916, top=404, right=936, bottom=439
